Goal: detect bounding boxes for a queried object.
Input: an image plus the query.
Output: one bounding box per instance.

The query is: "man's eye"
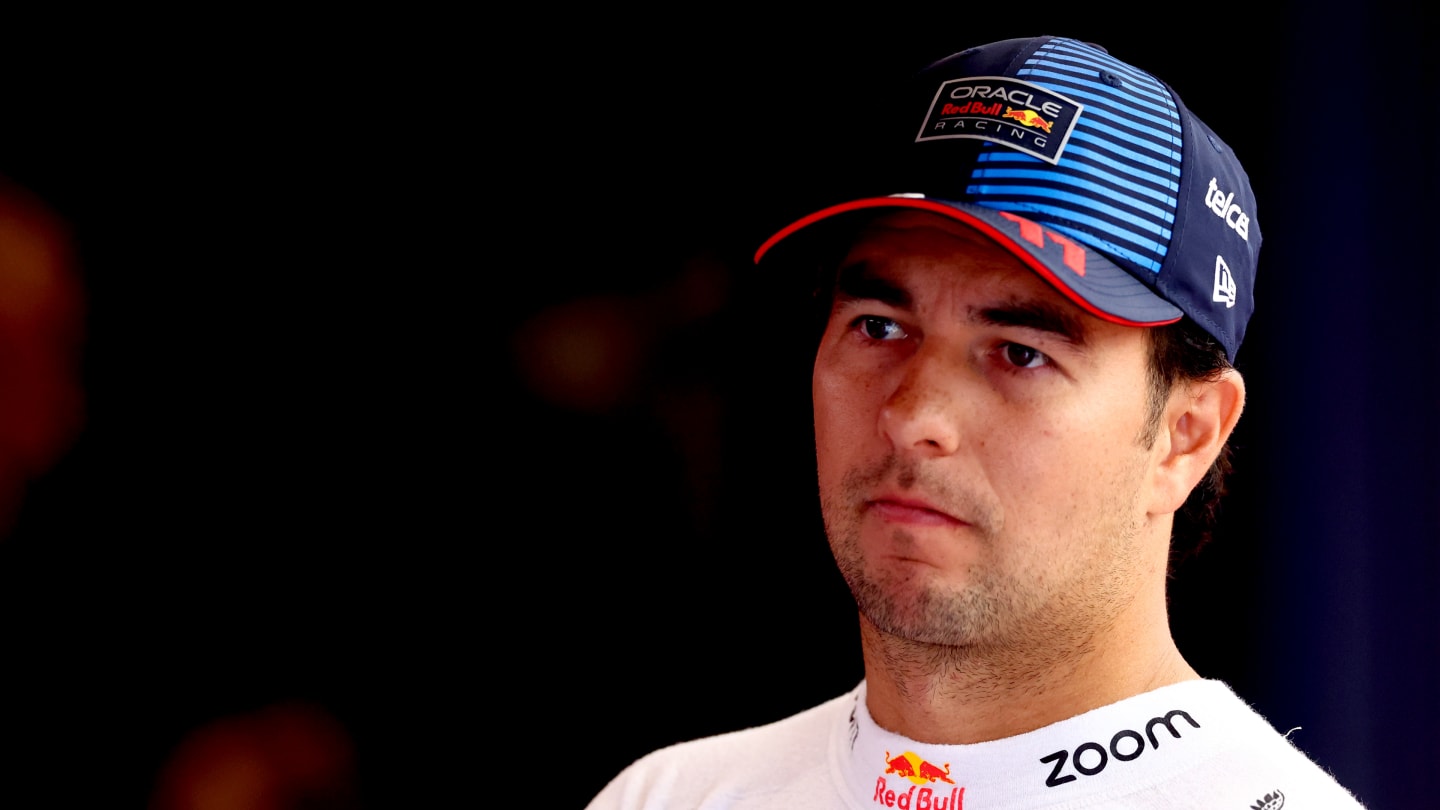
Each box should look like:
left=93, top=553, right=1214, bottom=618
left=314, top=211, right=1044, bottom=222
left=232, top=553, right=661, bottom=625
left=855, top=316, right=906, bottom=341
left=1002, top=342, right=1048, bottom=369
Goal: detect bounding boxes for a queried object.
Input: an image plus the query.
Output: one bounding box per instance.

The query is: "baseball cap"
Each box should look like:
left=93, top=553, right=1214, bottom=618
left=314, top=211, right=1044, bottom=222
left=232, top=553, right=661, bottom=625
left=753, top=36, right=1261, bottom=361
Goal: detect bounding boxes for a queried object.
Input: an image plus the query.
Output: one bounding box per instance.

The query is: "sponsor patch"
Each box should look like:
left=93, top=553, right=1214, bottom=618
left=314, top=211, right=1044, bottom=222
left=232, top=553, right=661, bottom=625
left=876, top=751, right=965, bottom=809
left=916, top=76, right=1082, bottom=163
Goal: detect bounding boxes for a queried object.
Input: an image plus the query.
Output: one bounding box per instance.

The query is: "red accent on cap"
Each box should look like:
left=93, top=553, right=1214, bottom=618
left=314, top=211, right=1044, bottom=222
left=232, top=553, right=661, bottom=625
left=754, top=196, right=1182, bottom=330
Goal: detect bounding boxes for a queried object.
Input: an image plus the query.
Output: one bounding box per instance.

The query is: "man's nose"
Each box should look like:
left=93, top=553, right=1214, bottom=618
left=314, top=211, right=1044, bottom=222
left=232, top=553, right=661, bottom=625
left=878, top=347, right=965, bottom=456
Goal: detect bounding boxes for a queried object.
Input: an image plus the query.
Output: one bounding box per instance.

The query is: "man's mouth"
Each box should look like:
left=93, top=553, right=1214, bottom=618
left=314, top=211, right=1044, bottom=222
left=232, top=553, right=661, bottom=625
left=865, top=496, right=965, bottom=527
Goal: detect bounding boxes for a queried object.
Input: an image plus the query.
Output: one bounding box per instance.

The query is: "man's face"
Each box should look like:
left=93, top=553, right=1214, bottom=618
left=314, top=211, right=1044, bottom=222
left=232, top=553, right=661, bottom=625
left=812, top=210, right=1168, bottom=652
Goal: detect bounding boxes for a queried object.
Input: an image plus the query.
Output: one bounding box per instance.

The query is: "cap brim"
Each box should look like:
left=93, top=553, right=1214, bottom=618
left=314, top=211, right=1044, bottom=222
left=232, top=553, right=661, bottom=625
left=754, top=196, right=1183, bottom=328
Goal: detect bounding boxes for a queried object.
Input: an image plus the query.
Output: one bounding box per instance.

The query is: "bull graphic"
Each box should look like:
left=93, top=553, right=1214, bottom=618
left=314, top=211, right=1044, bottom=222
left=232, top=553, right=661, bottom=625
left=1001, top=107, right=1053, bottom=132
left=883, top=751, right=917, bottom=779
left=884, top=751, right=956, bottom=785
left=918, top=760, right=955, bottom=784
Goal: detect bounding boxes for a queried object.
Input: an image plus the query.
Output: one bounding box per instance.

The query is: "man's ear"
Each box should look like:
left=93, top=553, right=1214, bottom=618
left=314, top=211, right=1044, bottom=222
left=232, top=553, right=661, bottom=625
left=1147, top=369, right=1246, bottom=515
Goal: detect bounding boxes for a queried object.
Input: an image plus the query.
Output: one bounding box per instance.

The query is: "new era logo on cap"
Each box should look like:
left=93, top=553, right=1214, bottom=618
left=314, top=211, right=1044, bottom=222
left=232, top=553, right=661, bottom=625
left=1213, top=256, right=1237, bottom=308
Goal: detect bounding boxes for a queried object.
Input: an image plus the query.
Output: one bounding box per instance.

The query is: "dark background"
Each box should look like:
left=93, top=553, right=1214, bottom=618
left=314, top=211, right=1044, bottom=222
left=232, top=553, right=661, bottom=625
left=0, top=19, right=471, bottom=809
left=0, top=7, right=1434, bottom=809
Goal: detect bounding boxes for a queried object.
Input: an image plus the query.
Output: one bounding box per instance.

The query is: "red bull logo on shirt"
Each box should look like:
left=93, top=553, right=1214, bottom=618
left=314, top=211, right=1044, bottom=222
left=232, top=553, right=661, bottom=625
left=875, top=751, right=964, bottom=809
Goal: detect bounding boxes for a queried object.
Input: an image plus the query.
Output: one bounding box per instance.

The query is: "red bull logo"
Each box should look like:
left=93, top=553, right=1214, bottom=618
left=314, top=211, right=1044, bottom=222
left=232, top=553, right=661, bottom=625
left=940, top=100, right=1003, bottom=117
left=1001, top=106, right=1053, bottom=133
left=918, top=76, right=1081, bottom=163
left=876, top=751, right=964, bottom=809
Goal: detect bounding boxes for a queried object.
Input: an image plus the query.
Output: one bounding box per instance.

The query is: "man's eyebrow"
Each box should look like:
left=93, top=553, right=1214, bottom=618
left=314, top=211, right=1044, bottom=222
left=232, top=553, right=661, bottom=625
left=972, top=300, right=1090, bottom=346
left=832, top=262, right=910, bottom=308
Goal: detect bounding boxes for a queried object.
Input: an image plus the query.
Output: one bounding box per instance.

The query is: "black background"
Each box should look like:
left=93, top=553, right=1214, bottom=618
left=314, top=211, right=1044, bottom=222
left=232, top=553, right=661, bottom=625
left=0, top=8, right=1435, bottom=809
left=0, top=19, right=471, bottom=808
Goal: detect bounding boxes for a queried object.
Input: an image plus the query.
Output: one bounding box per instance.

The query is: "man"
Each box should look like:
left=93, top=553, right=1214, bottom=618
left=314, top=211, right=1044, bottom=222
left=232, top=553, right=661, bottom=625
left=587, top=36, right=1365, bottom=809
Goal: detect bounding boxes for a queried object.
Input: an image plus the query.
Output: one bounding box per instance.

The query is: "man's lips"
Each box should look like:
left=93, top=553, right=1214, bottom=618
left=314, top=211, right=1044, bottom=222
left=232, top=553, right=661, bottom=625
left=865, top=496, right=966, bottom=527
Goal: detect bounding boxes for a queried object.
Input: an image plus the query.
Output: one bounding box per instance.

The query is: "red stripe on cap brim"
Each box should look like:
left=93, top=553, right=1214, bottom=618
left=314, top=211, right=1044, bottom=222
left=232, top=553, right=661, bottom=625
left=754, top=196, right=1183, bottom=329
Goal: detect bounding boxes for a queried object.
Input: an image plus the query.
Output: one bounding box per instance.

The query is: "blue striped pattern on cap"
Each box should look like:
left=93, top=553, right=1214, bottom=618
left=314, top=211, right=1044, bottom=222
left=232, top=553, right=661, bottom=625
left=967, top=38, right=1182, bottom=276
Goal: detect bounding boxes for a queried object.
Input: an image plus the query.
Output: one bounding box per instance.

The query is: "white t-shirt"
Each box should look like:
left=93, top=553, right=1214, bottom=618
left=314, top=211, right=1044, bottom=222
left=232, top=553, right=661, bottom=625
left=587, top=679, right=1365, bottom=809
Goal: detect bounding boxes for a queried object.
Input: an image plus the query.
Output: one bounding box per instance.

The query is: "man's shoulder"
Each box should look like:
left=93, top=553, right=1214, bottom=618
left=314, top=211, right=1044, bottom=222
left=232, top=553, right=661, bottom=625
left=1111, top=679, right=1368, bottom=808
left=640, top=688, right=851, bottom=765
left=585, top=686, right=861, bottom=810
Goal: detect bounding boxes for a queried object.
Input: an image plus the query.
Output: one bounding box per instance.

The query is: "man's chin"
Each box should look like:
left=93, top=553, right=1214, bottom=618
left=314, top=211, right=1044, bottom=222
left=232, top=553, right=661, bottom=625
left=856, top=592, right=999, bottom=648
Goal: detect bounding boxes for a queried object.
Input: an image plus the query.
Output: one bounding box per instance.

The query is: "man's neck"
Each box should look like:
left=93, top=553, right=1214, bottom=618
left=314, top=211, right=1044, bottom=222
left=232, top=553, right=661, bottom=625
left=857, top=596, right=1199, bottom=744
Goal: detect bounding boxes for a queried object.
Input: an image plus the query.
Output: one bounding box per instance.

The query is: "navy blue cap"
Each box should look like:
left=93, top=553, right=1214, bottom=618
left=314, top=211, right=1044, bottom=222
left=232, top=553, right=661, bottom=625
left=754, top=36, right=1261, bottom=361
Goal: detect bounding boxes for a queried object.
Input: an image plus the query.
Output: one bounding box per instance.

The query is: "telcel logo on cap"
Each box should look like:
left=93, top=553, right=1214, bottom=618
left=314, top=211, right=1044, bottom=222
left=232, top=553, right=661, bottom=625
left=916, top=76, right=1083, bottom=164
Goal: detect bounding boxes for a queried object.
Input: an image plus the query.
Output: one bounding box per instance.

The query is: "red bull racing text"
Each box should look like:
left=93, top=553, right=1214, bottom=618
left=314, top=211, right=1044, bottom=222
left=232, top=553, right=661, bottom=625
left=875, top=751, right=964, bottom=809
left=917, top=76, right=1082, bottom=164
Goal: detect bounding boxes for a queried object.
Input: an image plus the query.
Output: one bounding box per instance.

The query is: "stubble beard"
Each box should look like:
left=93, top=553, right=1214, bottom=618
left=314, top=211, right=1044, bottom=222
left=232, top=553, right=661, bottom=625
left=822, top=454, right=1014, bottom=650
left=821, top=453, right=1145, bottom=658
